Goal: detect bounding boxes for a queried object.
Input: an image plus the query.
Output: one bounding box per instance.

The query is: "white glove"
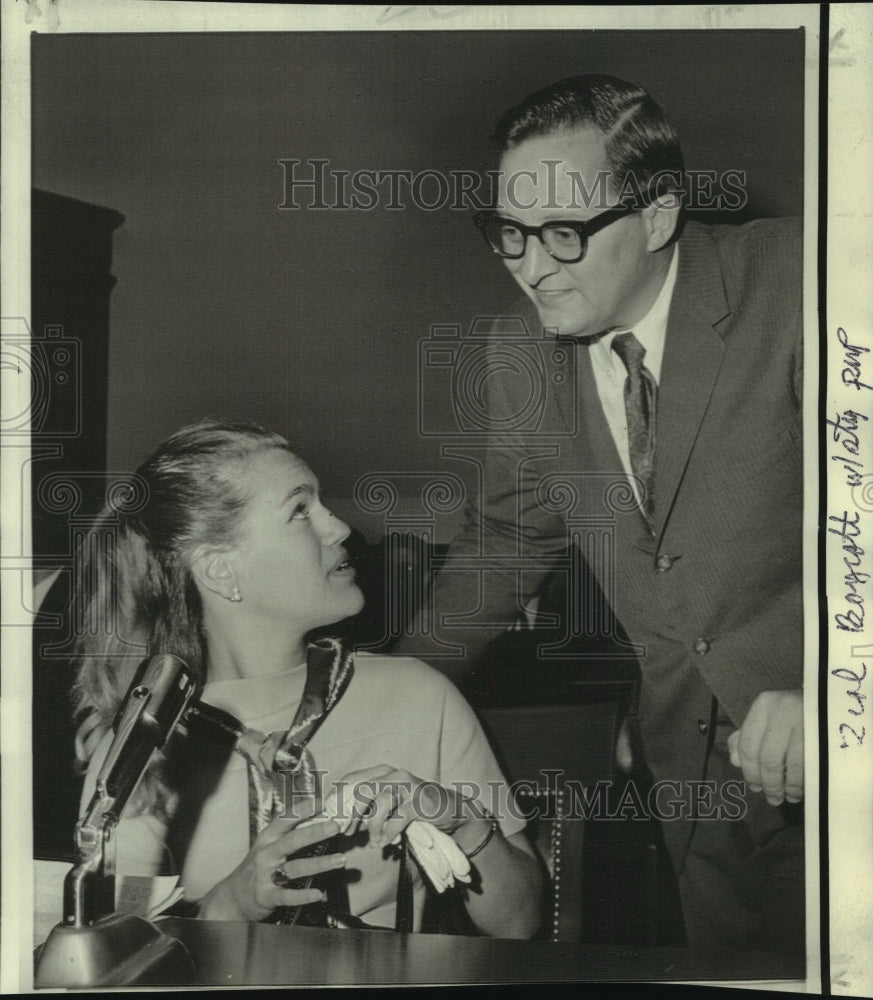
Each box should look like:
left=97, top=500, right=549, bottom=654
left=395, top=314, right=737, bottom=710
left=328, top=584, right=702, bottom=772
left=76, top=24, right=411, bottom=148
left=401, top=820, right=472, bottom=893
left=304, top=784, right=472, bottom=893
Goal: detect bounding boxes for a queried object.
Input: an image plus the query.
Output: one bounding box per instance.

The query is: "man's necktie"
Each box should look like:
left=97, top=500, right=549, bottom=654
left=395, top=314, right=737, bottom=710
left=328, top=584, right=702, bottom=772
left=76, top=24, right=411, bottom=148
left=611, top=331, right=658, bottom=526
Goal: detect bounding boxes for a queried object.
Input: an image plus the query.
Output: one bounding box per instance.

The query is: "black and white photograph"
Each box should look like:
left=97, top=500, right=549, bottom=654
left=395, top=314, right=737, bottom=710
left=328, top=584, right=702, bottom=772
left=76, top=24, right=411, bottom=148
left=1, top=2, right=871, bottom=994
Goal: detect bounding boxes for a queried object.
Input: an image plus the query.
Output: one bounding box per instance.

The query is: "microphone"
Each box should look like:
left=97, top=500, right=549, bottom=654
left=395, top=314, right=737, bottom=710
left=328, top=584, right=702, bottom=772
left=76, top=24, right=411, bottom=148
left=92, top=653, right=199, bottom=831
left=35, top=654, right=199, bottom=988
left=66, top=653, right=198, bottom=926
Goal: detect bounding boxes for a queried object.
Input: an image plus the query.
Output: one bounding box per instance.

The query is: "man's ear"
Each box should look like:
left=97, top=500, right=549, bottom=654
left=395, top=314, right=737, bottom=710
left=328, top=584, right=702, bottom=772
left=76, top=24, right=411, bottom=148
left=645, top=194, right=681, bottom=252
left=189, top=544, right=237, bottom=601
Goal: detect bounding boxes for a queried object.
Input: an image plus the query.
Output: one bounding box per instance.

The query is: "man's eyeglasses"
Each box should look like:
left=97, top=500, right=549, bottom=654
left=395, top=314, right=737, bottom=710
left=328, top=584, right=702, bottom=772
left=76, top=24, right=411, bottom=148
left=474, top=205, right=641, bottom=264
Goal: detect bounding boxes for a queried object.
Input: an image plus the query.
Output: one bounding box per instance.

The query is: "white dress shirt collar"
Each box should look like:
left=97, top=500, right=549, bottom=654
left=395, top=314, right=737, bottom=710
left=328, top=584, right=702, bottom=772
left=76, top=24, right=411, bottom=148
left=589, top=243, right=679, bottom=385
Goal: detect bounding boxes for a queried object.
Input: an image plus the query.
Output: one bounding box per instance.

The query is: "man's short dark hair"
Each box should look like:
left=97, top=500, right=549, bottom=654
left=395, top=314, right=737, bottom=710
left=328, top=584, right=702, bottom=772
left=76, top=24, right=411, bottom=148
left=493, top=74, right=684, bottom=204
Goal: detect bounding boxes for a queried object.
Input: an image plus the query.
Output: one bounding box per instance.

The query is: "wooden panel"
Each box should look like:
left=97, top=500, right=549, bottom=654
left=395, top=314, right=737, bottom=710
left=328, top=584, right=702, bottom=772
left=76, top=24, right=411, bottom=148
left=31, top=191, right=124, bottom=861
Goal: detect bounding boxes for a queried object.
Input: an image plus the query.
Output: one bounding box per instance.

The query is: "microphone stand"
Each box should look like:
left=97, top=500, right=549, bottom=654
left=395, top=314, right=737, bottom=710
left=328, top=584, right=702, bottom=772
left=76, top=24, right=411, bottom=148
left=34, top=654, right=199, bottom=988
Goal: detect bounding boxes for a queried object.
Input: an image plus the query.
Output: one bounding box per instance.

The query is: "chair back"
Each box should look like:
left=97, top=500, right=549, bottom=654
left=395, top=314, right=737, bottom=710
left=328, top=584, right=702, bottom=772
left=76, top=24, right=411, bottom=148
left=478, top=695, right=629, bottom=943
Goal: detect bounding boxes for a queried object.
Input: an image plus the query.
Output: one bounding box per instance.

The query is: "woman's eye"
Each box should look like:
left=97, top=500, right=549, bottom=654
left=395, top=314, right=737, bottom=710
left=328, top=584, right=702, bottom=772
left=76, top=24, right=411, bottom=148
left=289, top=502, right=310, bottom=521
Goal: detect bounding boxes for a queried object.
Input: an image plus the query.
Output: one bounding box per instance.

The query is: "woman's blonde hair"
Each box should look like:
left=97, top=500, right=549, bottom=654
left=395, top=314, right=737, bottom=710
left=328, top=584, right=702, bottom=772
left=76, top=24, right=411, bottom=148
left=71, top=418, right=293, bottom=808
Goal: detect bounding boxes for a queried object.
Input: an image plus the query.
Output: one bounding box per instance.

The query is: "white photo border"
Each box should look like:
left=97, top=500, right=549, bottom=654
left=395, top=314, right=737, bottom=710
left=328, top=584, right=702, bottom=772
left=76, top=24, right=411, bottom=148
left=1, top=3, right=869, bottom=995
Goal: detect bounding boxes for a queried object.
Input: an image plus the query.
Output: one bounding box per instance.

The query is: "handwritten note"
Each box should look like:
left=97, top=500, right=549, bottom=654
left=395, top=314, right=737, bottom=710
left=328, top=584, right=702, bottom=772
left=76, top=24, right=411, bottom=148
left=377, top=6, right=469, bottom=25
left=832, top=664, right=867, bottom=749
left=828, top=326, right=871, bottom=749
left=837, top=326, right=872, bottom=392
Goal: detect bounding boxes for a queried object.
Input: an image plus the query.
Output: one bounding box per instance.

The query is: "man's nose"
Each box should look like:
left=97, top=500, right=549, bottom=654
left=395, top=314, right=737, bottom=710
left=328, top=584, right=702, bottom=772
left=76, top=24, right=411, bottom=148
left=514, top=233, right=561, bottom=286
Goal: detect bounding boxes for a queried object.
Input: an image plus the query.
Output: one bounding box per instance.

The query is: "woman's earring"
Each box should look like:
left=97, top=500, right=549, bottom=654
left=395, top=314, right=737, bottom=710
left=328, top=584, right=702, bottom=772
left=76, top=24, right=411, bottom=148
left=229, top=586, right=242, bottom=603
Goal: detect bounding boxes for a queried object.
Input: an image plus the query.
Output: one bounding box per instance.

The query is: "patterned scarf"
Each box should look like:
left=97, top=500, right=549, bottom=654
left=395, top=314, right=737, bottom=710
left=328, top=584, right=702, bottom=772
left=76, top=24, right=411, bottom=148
left=185, top=638, right=436, bottom=932
left=236, top=636, right=354, bottom=840
left=187, top=637, right=354, bottom=842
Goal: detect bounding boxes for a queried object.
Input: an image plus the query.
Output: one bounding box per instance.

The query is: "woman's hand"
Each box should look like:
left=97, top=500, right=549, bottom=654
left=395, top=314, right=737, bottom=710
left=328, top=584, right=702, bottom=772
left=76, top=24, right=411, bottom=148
left=324, top=763, right=492, bottom=851
left=198, top=814, right=347, bottom=922
left=325, top=764, right=543, bottom=938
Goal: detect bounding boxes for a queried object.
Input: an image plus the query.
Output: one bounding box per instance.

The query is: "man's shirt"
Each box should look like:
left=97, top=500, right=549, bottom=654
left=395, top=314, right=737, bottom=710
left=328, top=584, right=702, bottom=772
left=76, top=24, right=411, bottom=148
left=588, top=244, right=678, bottom=506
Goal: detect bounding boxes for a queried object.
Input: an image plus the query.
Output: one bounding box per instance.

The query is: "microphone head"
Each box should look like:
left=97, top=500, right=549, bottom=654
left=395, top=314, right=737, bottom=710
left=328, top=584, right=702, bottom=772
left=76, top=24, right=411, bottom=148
left=109, top=653, right=199, bottom=753
left=128, top=654, right=198, bottom=745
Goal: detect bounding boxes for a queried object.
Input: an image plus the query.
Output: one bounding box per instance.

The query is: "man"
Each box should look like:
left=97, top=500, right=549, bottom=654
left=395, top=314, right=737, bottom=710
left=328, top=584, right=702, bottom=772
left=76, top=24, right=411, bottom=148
left=397, top=75, right=804, bottom=953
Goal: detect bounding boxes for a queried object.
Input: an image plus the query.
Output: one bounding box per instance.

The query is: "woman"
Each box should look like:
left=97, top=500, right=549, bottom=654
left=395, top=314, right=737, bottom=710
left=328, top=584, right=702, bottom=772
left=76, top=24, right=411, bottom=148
left=73, top=420, right=543, bottom=937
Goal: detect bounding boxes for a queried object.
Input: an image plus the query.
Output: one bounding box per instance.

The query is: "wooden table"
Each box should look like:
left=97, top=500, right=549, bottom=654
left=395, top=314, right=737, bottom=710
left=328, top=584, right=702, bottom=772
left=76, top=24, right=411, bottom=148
left=154, top=917, right=805, bottom=987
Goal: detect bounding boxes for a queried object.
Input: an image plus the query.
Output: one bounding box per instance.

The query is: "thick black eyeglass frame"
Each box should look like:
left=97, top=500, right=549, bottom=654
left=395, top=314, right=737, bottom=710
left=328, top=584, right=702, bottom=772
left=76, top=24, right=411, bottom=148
left=474, top=204, right=642, bottom=264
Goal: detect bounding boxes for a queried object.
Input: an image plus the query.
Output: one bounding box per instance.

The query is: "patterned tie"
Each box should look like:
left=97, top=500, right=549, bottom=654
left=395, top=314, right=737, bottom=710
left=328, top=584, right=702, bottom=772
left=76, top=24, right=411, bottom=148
left=611, top=331, right=658, bottom=526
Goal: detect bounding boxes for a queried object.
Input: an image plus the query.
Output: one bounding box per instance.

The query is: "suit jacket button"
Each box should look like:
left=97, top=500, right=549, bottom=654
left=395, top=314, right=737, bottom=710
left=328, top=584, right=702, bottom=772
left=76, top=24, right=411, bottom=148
left=697, top=719, right=708, bottom=734
left=693, top=638, right=711, bottom=655
left=656, top=554, right=674, bottom=572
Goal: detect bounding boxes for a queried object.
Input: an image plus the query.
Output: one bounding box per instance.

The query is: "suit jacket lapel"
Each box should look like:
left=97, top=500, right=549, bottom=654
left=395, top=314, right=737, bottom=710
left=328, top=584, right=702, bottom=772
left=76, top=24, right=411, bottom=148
left=515, top=223, right=731, bottom=538
left=653, top=223, right=731, bottom=537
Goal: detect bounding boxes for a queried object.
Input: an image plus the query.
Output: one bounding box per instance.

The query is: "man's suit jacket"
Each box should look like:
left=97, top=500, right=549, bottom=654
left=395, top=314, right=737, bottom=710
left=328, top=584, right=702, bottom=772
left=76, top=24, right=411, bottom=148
left=402, top=217, right=803, bottom=862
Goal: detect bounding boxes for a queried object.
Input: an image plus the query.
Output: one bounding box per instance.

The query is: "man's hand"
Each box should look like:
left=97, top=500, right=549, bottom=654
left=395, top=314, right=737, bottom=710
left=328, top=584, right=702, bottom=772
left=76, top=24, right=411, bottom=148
left=727, top=689, right=803, bottom=806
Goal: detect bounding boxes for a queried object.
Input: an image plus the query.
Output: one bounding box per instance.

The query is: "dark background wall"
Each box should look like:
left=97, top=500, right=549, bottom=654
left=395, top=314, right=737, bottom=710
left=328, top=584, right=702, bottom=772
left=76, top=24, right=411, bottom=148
left=31, top=29, right=804, bottom=540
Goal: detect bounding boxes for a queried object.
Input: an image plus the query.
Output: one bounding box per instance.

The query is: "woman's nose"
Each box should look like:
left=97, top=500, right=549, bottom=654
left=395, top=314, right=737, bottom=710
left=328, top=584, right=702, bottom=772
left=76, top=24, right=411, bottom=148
left=316, top=506, right=351, bottom=546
